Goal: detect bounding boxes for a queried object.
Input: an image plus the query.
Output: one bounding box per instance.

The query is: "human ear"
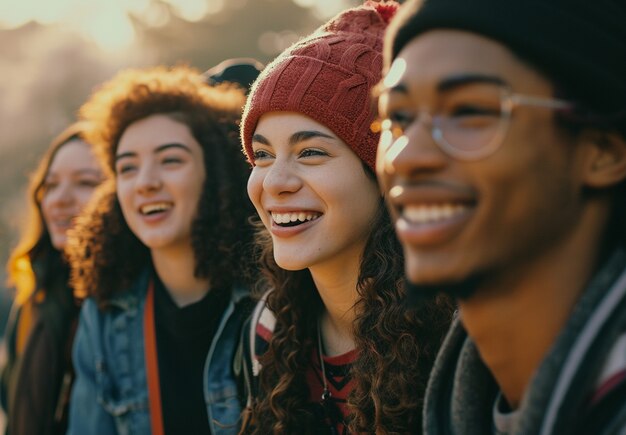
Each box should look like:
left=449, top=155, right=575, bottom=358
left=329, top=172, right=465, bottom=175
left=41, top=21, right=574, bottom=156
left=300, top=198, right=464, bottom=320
left=582, top=131, right=626, bottom=189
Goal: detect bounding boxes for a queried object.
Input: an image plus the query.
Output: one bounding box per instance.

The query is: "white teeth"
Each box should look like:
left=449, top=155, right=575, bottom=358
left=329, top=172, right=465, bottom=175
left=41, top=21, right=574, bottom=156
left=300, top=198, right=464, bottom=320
left=403, top=204, right=468, bottom=224
left=140, top=202, right=172, bottom=215
left=271, top=211, right=320, bottom=225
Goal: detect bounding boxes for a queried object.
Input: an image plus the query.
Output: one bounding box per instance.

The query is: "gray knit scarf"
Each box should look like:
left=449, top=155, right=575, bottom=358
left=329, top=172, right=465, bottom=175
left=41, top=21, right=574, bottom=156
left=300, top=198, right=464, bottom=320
left=424, top=248, right=626, bottom=435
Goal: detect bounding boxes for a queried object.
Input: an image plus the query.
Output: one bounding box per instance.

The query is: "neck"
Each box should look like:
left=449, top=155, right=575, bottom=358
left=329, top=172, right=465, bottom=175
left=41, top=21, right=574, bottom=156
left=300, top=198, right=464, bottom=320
left=310, top=255, right=361, bottom=357
left=151, top=244, right=210, bottom=307
left=460, top=205, right=608, bottom=409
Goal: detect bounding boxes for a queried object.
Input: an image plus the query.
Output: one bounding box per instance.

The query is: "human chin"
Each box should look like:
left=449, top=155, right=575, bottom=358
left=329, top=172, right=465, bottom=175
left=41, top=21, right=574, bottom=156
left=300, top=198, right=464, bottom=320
left=271, top=241, right=309, bottom=271
left=132, top=227, right=162, bottom=249
left=403, top=247, right=483, bottom=301
left=403, top=244, right=449, bottom=284
left=140, top=230, right=183, bottom=250
left=404, top=276, right=483, bottom=306
left=125, top=215, right=169, bottom=248
left=49, top=232, right=67, bottom=251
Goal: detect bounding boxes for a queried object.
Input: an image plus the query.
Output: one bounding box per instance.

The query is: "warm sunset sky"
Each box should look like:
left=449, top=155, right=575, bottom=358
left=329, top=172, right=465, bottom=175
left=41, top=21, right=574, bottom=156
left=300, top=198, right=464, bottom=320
left=0, top=0, right=350, bottom=50
left=0, top=0, right=362, bottom=299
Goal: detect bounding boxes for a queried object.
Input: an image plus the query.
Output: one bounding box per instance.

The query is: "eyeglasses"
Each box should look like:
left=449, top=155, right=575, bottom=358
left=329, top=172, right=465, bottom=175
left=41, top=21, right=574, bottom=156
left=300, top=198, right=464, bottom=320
left=373, top=86, right=574, bottom=161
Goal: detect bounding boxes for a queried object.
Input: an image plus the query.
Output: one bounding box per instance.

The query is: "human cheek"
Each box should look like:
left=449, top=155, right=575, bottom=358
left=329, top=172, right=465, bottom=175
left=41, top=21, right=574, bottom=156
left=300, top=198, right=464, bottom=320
left=349, top=178, right=380, bottom=225
left=247, top=169, right=266, bottom=218
left=75, top=188, right=96, bottom=211
left=116, top=183, right=134, bottom=220
left=40, top=198, right=53, bottom=229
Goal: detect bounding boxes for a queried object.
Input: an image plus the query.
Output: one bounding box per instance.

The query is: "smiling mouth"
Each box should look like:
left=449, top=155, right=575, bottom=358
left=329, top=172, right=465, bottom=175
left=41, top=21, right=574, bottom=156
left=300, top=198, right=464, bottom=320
left=271, top=211, right=322, bottom=227
left=402, top=203, right=472, bottom=224
left=140, top=202, right=173, bottom=215
left=51, top=218, right=74, bottom=228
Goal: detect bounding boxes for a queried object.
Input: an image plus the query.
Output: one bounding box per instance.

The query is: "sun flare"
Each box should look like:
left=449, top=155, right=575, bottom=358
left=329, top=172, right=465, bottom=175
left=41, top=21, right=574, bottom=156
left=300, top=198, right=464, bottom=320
left=0, top=0, right=226, bottom=50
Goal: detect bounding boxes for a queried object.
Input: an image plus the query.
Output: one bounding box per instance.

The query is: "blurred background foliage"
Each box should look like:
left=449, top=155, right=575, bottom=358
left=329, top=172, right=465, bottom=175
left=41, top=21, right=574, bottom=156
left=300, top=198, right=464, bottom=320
left=0, top=0, right=398, bottom=323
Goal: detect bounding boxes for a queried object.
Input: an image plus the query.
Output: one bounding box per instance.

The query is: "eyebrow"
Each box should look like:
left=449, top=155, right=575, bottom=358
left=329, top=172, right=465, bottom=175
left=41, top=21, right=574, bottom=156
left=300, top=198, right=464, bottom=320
left=74, top=169, right=101, bottom=176
left=252, top=130, right=336, bottom=147
left=115, top=142, right=192, bottom=162
left=386, top=82, right=409, bottom=95
left=385, top=73, right=508, bottom=96
left=437, top=73, right=508, bottom=92
left=252, top=133, right=270, bottom=145
left=289, top=130, right=335, bottom=147
left=45, top=168, right=100, bottom=179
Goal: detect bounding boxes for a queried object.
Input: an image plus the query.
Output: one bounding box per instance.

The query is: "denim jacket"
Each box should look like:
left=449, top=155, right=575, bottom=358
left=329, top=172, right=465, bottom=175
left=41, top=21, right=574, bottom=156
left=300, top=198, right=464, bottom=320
left=67, top=269, right=250, bottom=435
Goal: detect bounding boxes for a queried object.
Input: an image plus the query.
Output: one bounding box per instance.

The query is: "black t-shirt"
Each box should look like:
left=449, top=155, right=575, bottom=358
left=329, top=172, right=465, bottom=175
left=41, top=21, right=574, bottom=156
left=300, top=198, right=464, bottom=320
left=153, top=274, right=230, bottom=434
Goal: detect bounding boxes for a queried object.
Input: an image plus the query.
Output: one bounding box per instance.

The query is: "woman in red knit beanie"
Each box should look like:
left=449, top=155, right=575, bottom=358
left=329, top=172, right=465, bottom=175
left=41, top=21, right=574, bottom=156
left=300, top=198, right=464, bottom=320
left=239, top=2, right=454, bottom=433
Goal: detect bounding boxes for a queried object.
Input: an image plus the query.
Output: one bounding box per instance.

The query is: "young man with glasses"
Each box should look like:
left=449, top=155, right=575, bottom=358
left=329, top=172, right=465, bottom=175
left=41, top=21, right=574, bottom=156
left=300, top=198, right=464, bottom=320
left=376, top=0, right=626, bottom=433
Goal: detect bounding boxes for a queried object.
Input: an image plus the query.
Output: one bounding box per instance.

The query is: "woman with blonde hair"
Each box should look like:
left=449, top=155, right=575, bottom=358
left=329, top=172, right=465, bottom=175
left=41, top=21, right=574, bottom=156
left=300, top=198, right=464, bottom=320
left=1, top=122, right=104, bottom=435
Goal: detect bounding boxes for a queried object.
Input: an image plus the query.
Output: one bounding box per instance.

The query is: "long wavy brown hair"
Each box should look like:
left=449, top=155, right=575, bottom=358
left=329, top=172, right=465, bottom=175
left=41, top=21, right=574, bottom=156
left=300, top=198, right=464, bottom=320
left=66, top=66, right=257, bottom=307
left=243, top=167, right=455, bottom=434
left=6, top=122, right=97, bottom=306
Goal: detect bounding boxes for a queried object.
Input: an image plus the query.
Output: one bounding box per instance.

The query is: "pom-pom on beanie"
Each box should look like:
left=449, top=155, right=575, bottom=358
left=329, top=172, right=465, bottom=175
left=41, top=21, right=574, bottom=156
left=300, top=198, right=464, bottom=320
left=241, top=1, right=399, bottom=170
left=386, top=0, right=626, bottom=114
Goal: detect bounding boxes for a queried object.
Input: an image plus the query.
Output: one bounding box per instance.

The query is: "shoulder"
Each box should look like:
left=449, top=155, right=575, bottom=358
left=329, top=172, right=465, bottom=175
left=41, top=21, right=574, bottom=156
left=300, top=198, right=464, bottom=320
left=76, top=272, right=149, bottom=337
left=75, top=298, right=108, bottom=342
left=227, top=283, right=255, bottom=322
left=93, top=269, right=150, bottom=314
left=584, top=332, right=626, bottom=434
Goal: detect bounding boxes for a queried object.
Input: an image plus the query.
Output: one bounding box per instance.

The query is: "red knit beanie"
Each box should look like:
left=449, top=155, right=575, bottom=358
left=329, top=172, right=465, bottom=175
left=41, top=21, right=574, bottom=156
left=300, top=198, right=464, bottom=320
left=241, top=1, right=399, bottom=170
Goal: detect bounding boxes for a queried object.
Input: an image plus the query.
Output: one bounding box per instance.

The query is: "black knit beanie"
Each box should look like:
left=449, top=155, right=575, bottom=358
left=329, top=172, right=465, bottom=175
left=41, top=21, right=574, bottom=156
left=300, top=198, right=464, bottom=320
left=202, top=58, right=264, bottom=95
left=385, top=0, right=626, bottom=114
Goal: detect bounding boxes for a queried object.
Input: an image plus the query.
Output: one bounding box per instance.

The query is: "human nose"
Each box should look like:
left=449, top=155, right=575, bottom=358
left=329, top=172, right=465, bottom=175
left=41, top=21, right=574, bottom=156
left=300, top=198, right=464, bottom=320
left=377, top=114, right=447, bottom=180
left=261, top=158, right=302, bottom=196
left=135, top=163, right=162, bottom=194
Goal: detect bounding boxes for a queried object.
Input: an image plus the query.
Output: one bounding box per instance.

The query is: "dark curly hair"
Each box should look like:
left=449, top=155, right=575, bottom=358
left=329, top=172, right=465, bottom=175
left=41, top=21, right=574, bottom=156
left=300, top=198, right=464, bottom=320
left=242, top=168, right=454, bottom=434
left=66, top=65, right=256, bottom=306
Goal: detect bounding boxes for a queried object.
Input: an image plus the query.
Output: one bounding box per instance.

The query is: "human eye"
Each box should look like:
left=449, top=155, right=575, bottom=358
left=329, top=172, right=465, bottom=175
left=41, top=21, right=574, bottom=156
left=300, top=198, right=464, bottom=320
left=444, top=102, right=501, bottom=131
left=116, top=163, right=136, bottom=175
left=384, top=110, right=413, bottom=138
left=299, top=148, right=328, bottom=158
left=41, top=179, right=58, bottom=193
left=388, top=110, right=413, bottom=126
left=77, top=178, right=100, bottom=188
left=442, top=86, right=503, bottom=125
left=450, top=103, right=500, bottom=118
left=252, top=149, right=273, bottom=161
left=161, top=155, right=184, bottom=166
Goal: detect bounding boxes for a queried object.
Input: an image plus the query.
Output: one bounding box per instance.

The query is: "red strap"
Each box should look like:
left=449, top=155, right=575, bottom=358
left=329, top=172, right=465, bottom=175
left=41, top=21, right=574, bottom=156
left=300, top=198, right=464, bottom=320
left=144, top=280, right=165, bottom=435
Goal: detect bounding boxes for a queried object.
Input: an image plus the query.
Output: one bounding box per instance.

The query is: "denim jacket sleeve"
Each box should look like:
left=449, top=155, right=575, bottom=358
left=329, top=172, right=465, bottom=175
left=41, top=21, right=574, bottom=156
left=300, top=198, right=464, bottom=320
left=205, top=286, right=255, bottom=434
left=67, top=298, right=118, bottom=435
left=67, top=292, right=151, bottom=435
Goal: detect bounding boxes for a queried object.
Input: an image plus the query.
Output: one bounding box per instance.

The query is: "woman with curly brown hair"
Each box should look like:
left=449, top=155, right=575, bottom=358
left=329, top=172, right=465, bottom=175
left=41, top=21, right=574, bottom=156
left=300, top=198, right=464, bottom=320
left=1, top=122, right=104, bottom=435
left=239, top=2, right=454, bottom=433
left=65, top=65, right=257, bottom=435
